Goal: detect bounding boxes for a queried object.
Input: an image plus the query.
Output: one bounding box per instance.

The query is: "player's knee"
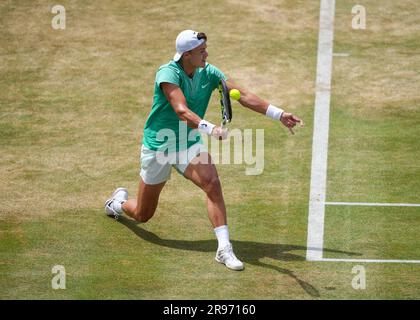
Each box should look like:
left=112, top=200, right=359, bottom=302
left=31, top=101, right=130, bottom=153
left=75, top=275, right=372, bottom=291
left=202, top=175, right=221, bottom=196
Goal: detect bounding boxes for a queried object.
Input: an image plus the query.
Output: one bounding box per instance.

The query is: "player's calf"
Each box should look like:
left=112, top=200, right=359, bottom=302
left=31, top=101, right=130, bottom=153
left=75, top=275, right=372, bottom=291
left=119, top=198, right=157, bottom=223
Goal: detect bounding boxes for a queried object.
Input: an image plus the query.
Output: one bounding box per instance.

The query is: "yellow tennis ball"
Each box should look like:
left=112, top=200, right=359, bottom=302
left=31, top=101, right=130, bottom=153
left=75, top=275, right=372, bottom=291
left=229, top=89, right=241, bottom=101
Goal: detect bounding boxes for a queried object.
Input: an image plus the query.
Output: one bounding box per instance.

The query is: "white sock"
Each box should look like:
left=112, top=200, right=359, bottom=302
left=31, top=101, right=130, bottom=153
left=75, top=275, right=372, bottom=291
left=214, top=225, right=230, bottom=250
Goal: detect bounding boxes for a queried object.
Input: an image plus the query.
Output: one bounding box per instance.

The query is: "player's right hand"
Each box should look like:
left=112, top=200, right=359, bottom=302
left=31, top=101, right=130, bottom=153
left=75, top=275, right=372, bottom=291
left=211, top=126, right=229, bottom=140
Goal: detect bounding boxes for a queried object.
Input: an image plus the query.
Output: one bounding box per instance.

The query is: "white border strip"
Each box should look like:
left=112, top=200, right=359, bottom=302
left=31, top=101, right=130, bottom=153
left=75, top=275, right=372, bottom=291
left=333, top=52, right=350, bottom=57
left=306, top=0, right=336, bottom=261
left=316, top=258, right=420, bottom=264
left=326, top=202, right=420, bottom=207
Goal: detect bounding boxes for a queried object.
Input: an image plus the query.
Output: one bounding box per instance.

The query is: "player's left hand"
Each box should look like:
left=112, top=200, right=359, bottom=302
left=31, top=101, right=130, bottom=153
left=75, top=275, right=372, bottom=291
left=280, top=113, right=304, bottom=135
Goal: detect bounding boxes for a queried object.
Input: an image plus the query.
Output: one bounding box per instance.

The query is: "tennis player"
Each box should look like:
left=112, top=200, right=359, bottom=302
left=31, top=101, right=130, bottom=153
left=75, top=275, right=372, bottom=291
left=105, top=30, right=303, bottom=271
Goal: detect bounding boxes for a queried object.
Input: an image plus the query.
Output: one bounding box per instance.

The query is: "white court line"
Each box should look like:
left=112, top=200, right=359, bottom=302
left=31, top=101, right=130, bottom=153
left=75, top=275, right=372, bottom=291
left=326, top=202, right=420, bottom=207
left=306, top=0, right=336, bottom=261
left=333, top=52, right=350, bottom=57
left=306, top=0, right=420, bottom=264
left=317, top=258, right=420, bottom=264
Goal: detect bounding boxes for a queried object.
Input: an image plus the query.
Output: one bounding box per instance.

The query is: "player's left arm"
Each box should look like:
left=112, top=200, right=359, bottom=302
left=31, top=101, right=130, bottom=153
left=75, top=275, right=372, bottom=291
left=226, top=78, right=304, bottom=134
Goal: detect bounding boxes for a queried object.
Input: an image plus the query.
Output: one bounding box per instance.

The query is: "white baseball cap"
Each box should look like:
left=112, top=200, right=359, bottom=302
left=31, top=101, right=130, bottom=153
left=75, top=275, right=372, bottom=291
left=173, top=30, right=206, bottom=62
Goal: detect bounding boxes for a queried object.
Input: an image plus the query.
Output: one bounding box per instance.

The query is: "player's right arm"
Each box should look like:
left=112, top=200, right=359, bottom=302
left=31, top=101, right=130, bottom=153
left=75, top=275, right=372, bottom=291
left=161, top=82, right=227, bottom=139
left=161, top=82, right=201, bottom=129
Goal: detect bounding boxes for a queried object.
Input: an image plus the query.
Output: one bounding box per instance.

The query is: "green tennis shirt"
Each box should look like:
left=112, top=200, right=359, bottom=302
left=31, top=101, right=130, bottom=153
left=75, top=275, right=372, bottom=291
left=142, top=60, right=226, bottom=152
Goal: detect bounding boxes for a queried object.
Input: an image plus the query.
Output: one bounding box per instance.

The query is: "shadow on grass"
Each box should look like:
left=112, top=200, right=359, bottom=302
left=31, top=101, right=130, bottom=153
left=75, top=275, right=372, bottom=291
left=117, top=216, right=360, bottom=298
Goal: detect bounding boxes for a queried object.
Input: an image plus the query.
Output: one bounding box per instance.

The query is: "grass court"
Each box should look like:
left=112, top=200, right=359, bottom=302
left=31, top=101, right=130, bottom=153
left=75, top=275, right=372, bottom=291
left=1, top=0, right=419, bottom=299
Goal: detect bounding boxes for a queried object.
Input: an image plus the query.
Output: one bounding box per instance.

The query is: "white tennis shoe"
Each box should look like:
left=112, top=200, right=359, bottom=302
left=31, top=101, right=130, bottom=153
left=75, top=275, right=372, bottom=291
left=104, top=187, right=128, bottom=219
left=215, top=243, right=244, bottom=271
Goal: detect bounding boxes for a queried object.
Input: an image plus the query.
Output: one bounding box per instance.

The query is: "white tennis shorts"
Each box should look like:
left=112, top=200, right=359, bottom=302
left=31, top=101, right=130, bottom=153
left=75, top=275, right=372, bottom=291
left=140, top=143, right=208, bottom=185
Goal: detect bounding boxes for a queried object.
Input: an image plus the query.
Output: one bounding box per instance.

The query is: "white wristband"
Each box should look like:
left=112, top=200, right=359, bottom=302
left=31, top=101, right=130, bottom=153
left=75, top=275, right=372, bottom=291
left=198, top=119, right=216, bottom=136
left=266, top=104, right=284, bottom=120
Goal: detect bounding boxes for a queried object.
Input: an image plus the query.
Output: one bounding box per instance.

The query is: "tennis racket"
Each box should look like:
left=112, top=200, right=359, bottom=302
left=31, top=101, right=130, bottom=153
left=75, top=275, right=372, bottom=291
left=218, top=79, right=232, bottom=129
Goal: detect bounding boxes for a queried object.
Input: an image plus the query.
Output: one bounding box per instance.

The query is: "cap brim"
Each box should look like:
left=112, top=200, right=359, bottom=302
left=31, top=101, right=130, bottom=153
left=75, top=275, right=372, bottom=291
left=173, top=52, right=182, bottom=62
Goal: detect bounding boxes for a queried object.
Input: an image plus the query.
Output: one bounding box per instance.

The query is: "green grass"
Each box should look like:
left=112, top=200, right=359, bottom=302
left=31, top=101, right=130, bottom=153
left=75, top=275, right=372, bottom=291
left=324, top=206, right=420, bottom=260
left=1, top=0, right=420, bottom=299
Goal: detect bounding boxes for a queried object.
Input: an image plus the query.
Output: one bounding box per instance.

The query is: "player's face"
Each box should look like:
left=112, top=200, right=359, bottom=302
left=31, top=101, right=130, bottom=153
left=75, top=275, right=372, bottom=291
left=189, top=42, right=208, bottom=68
